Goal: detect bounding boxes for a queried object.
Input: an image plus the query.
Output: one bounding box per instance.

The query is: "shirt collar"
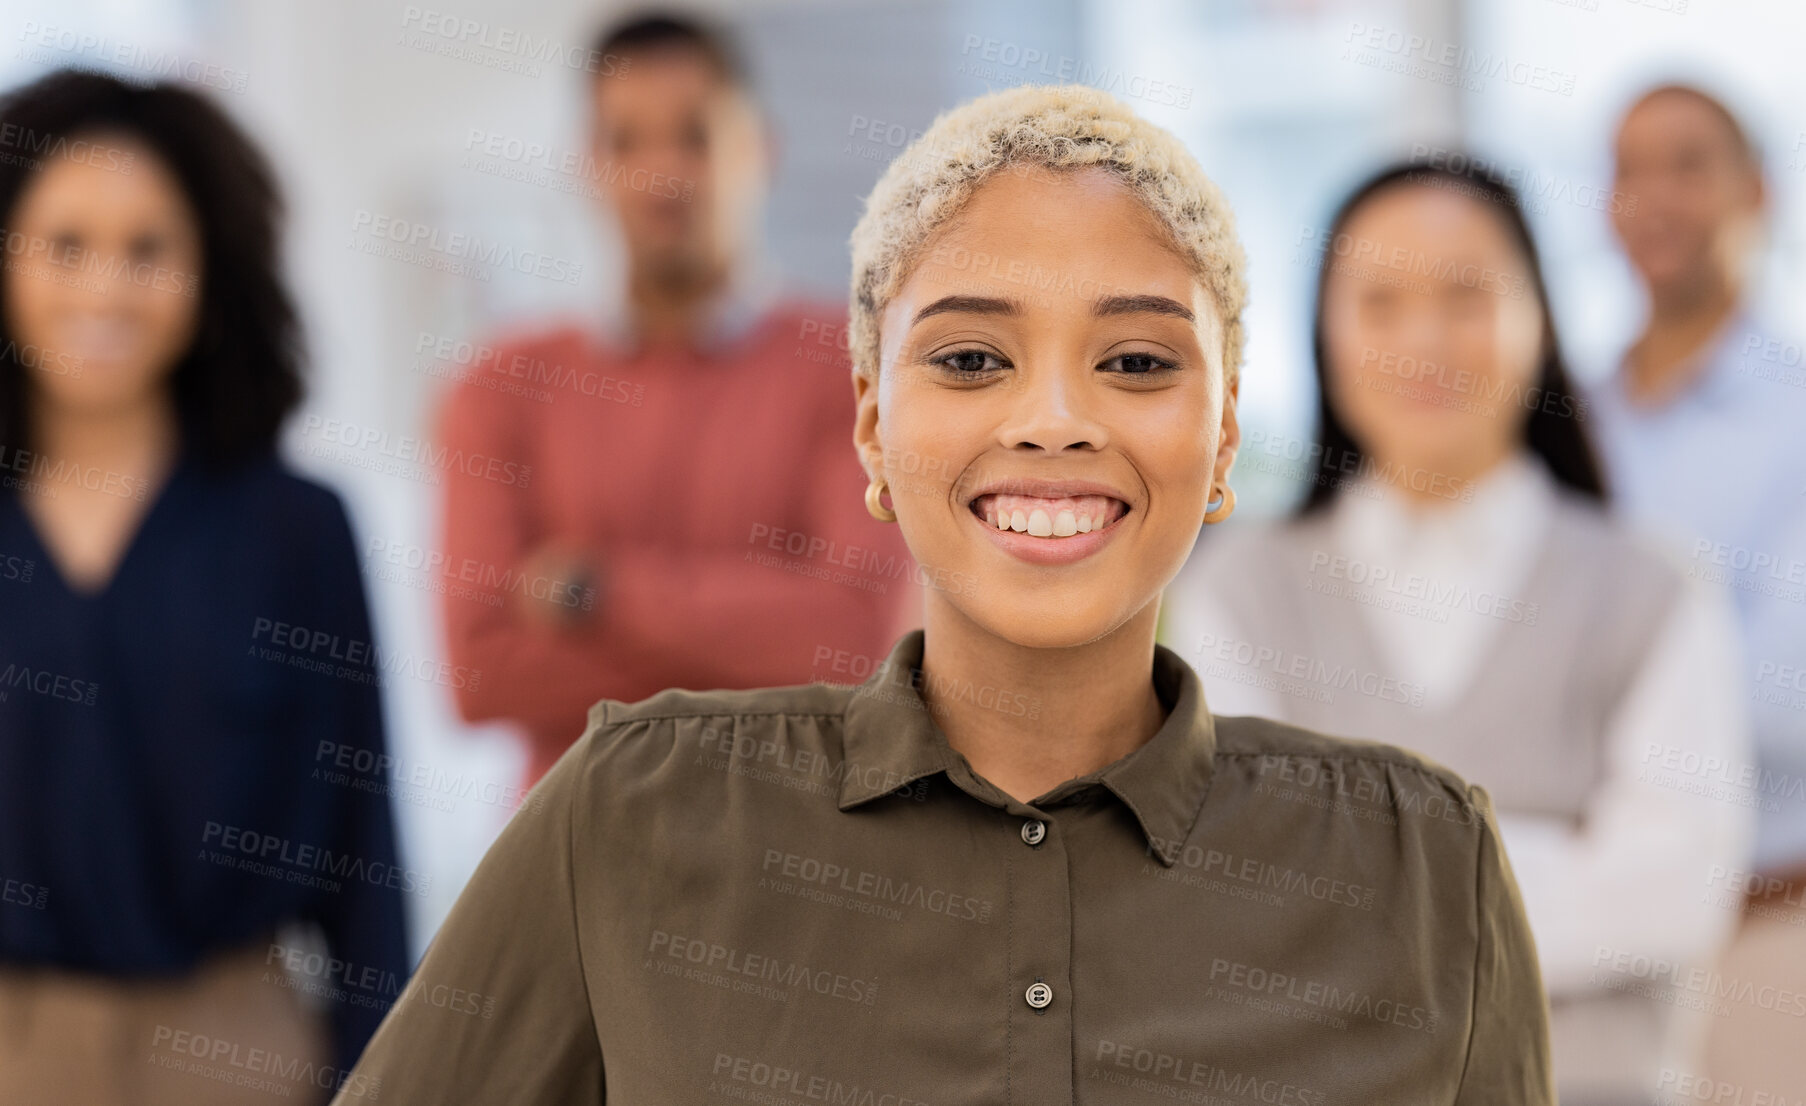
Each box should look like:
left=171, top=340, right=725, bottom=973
left=837, top=630, right=1218, bottom=867
left=595, top=253, right=783, bottom=356
left=1334, top=450, right=1555, bottom=566
left=1608, top=308, right=1757, bottom=413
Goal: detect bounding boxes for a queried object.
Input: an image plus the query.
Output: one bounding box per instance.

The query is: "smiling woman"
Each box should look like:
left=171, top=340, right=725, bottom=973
left=0, top=71, right=410, bottom=1105
left=339, top=85, right=1554, bottom=1104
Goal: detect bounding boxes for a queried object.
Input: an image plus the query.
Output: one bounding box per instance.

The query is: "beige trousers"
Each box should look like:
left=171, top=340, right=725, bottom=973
left=1702, top=894, right=1806, bottom=1095
left=0, top=942, right=334, bottom=1106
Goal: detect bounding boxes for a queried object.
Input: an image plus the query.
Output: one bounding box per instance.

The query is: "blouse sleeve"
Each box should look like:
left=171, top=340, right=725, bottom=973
left=329, top=714, right=605, bottom=1104
left=1453, top=783, right=1555, bottom=1105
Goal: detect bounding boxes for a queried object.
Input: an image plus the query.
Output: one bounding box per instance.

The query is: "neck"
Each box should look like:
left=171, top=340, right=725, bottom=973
left=27, top=391, right=179, bottom=479
left=917, top=595, right=1166, bottom=804
left=1373, top=439, right=1514, bottom=509
left=1626, top=270, right=1740, bottom=404
left=626, top=256, right=731, bottom=348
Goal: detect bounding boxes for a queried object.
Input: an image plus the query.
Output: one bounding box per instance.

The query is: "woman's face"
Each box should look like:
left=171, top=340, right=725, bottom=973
left=3, top=134, right=203, bottom=421
left=855, top=164, right=1237, bottom=649
left=1319, top=184, right=1543, bottom=486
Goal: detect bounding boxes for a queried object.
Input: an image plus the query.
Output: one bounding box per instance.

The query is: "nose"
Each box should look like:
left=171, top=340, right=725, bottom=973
left=995, top=360, right=1107, bottom=454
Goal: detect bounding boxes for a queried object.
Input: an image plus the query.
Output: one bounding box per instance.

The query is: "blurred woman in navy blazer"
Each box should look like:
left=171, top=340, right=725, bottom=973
left=0, top=72, right=408, bottom=1105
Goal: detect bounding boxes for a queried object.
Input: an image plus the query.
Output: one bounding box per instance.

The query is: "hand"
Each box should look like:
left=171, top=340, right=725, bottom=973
left=513, top=544, right=602, bottom=630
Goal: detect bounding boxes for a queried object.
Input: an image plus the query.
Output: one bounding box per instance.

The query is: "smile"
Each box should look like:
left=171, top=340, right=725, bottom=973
left=969, top=493, right=1129, bottom=538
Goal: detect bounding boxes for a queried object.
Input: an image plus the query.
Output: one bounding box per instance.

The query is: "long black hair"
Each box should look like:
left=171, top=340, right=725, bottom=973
left=0, top=70, right=302, bottom=468
left=1297, top=159, right=1604, bottom=515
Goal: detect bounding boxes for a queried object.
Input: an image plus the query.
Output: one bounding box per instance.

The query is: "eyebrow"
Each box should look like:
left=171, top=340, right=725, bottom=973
left=911, top=295, right=1021, bottom=327
left=1092, top=294, right=1194, bottom=322
left=910, top=292, right=1195, bottom=327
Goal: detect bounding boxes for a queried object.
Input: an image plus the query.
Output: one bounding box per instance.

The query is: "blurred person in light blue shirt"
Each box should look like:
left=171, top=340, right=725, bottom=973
left=1588, top=81, right=1806, bottom=1089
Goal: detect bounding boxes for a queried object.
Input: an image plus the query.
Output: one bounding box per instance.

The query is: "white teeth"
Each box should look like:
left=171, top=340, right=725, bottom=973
left=976, top=493, right=1123, bottom=538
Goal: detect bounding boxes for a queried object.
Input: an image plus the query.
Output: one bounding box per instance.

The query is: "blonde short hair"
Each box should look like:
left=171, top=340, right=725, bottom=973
left=848, top=83, right=1248, bottom=388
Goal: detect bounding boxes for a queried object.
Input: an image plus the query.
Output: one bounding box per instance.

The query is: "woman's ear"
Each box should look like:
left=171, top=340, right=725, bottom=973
left=1214, top=375, right=1241, bottom=485
left=852, top=368, right=883, bottom=481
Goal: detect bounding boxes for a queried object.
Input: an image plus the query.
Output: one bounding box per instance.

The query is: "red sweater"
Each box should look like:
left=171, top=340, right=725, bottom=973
left=434, top=302, right=918, bottom=785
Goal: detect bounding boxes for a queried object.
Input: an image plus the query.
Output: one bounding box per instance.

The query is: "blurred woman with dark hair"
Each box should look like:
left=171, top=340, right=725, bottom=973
left=0, top=71, right=407, bottom=1105
left=1163, top=161, right=1755, bottom=1103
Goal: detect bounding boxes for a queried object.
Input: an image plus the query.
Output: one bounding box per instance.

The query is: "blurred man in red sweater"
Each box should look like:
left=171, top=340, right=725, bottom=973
left=436, top=13, right=917, bottom=785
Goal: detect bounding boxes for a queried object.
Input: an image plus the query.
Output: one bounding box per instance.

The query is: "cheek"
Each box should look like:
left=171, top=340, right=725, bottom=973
left=2, top=273, right=60, bottom=342
left=141, top=287, right=202, bottom=354
left=879, top=389, right=971, bottom=511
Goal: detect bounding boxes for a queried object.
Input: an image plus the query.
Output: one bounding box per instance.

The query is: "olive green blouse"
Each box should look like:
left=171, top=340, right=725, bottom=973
left=334, top=630, right=1553, bottom=1104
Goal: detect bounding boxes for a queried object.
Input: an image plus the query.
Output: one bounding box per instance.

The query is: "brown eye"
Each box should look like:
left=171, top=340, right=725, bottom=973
left=936, top=350, right=1007, bottom=375
left=1101, top=353, right=1173, bottom=375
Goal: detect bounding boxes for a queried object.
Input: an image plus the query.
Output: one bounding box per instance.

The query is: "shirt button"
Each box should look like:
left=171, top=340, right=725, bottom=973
left=1025, top=982, right=1054, bottom=1009
left=1020, top=820, right=1046, bottom=846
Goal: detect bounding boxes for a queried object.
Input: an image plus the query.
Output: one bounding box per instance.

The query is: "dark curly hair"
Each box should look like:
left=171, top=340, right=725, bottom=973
left=0, top=69, right=302, bottom=468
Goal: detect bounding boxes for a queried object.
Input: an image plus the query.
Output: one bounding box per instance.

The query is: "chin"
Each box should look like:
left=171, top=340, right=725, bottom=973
left=956, top=593, right=1145, bottom=652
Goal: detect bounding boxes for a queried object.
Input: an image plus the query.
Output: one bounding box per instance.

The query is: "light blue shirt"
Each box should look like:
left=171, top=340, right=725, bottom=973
left=1587, top=312, right=1806, bottom=872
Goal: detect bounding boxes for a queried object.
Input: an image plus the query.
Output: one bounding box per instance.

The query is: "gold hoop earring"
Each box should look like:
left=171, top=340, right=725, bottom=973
left=1203, top=482, right=1236, bottom=524
left=865, top=477, right=897, bottom=523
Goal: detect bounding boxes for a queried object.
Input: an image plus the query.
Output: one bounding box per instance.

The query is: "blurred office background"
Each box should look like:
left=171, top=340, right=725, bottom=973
left=1, top=0, right=1800, bottom=953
